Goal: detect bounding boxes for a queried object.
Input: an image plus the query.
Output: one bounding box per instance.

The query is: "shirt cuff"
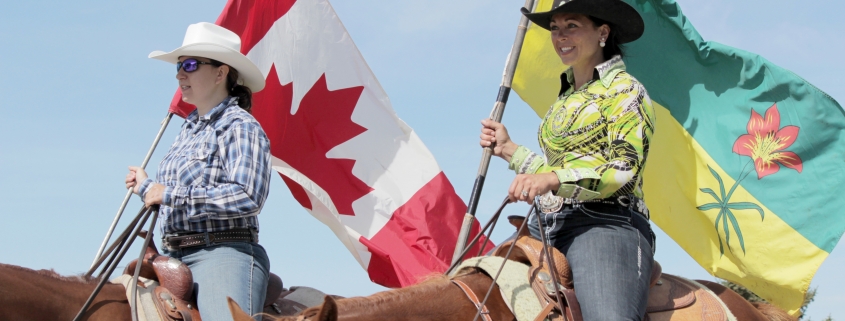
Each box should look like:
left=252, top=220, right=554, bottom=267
left=556, top=184, right=601, bottom=201
left=138, top=178, right=154, bottom=199
left=552, top=168, right=601, bottom=200
left=508, top=145, right=544, bottom=174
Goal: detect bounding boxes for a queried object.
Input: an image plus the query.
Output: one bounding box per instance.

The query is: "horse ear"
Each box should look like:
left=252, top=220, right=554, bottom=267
left=316, top=295, right=338, bottom=321
left=227, top=297, right=254, bottom=321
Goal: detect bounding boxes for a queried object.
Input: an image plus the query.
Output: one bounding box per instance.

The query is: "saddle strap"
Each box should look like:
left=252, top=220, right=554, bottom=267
left=451, top=279, right=494, bottom=321
left=529, top=289, right=581, bottom=321
left=527, top=266, right=583, bottom=321
left=560, top=289, right=581, bottom=321
left=529, top=266, right=566, bottom=321
left=533, top=303, right=556, bottom=321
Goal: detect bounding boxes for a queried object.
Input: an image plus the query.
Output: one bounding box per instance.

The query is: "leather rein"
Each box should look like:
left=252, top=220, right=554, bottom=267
left=73, top=205, right=160, bottom=321
left=448, top=197, right=569, bottom=321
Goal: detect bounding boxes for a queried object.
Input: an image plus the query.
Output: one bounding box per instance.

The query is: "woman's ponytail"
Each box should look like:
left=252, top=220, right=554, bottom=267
left=222, top=64, right=253, bottom=113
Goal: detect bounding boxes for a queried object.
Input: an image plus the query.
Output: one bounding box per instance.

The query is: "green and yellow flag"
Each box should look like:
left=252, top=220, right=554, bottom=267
left=512, top=0, right=845, bottom=315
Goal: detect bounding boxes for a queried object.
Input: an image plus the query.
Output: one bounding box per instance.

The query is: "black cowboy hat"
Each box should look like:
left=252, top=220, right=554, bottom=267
left=521, top=0, right=645, bottom=44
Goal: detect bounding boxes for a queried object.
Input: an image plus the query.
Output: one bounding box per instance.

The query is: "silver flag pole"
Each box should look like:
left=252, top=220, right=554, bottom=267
left=89, top=112, right=174, bottom=269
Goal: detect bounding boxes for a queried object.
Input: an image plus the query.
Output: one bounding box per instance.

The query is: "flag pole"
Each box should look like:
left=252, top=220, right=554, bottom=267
left=451, top=0, right=537, bottom=266
left=88, top=112, right=175, bottom=269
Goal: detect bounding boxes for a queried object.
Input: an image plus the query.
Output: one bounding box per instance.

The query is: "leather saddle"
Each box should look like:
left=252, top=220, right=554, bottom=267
left=123, top=235, right=299, bottom=321
left=496, top=216, right=727, bottom=321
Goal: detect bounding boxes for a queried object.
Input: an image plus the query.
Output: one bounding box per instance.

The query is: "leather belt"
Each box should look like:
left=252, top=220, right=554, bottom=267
left=163, top=228, right=258, bottom=251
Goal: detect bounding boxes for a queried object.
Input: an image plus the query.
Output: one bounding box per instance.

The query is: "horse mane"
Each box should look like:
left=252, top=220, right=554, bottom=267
left=329, top=270, right=489, bottom=311
left=0, top=263, right=99, bottom=284
left=282, top=269, right=494, bottom=321
left=344, top=275, right=447, bottom=307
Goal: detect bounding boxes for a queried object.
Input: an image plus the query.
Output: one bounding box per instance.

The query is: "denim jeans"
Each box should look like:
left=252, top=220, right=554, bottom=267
left=528, top=202, right=654, bottom=321
left=164, top=241, right=270, bottom=321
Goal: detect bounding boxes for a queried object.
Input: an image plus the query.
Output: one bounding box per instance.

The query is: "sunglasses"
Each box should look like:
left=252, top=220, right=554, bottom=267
left=176, top=58, right=219, bottom=73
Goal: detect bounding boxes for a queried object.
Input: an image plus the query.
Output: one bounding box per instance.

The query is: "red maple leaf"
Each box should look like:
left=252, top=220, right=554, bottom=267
left=251, top=64, right=372, bottom=215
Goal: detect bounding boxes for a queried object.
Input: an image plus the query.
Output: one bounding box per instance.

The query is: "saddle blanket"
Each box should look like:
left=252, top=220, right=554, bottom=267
left=111, top=274, right=163, bottom=321
left=453, top=256, right=545, bottom=321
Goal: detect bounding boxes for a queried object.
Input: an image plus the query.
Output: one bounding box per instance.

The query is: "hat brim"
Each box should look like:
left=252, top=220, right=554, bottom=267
left=149, top=43, right=265, bottom=93
left=521, top=0, right=644, bottom=44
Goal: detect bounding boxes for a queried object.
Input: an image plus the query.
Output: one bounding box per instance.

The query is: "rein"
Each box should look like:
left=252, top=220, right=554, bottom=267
left=445, top=197, right=511, bottom=275
left=452, top=197, right=569, bottom=321
left=130, top=207, right=160, bottom=321
left=471, top=201, right=533, bottom=321
left=534, top=204, right=568, bottom=319
left=72, top=205, right=159, bottom=321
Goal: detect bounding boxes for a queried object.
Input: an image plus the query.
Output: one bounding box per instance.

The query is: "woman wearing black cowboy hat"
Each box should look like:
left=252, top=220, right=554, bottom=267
left=480, top=0, right=656, bottom=319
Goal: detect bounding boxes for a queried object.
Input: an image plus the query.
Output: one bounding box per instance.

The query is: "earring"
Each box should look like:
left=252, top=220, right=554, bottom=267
left=600, top=38, right=606, bottom=48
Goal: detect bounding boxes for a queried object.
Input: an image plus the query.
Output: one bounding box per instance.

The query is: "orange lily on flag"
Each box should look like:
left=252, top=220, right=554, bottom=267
left=732, top=104, right=803, bottom=179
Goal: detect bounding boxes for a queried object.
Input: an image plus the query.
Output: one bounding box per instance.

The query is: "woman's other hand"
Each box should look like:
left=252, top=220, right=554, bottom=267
left=143, top=183, right=164, bottom=206
left=508, top=172, right=560, bottom=204
left=480, top=119, right=518, bottom=162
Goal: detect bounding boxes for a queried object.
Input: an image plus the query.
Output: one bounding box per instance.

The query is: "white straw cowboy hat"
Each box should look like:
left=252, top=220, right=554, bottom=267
left=149, top=22, right=265, bottom=92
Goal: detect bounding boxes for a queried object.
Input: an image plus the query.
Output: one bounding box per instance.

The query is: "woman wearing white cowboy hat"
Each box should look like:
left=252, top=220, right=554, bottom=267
left=125, top=22, right=272, bottom=320
left=480, top=0, right=656, bottom=319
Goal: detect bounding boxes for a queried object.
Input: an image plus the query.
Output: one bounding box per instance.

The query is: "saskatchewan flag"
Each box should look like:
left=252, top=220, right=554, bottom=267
left=512, top=0, right=845, bottom=315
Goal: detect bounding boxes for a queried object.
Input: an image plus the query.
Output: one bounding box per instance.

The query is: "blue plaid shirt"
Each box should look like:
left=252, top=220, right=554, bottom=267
left=138, top=97, right=272, bottom=235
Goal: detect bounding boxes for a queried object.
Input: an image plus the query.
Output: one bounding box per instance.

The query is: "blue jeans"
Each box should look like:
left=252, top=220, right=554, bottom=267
left=164, top=242, right=270, bottom=321
left=528, top=202, right=654, bottom=321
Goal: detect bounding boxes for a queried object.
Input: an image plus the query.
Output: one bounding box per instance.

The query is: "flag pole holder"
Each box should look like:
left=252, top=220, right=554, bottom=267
left=451, top=0, right=537, bottom=266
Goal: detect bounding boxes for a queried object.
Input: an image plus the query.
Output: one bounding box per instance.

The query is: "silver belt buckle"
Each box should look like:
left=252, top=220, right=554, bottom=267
left=538, top=192, right=564, bottom=213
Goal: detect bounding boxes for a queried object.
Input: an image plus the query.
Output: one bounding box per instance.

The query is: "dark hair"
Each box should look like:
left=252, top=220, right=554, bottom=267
left=212, top=59, right=253, bottom=113
left=587, top=16, right=624, bottom=60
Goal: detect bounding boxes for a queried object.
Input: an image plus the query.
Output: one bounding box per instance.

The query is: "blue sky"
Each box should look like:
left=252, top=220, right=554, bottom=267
left=0, top=0, right=841, bottom=319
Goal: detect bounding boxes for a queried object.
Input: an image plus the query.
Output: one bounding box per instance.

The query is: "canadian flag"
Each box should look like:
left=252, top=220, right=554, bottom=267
left=169, top=0, right=492, bottom=287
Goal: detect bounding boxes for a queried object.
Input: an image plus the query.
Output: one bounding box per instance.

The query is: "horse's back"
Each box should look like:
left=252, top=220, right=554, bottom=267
left=696, top=280, right=795, bottom=321
left=0, top=263, right=131, bottom=321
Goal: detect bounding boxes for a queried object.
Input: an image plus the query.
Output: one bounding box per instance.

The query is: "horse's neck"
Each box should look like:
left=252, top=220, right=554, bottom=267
left=0, top=264, right=129, bottom=321
left=332, top=277, right=469, bottom=321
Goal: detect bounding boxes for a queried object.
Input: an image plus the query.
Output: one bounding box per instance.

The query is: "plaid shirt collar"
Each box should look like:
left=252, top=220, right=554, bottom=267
left=185, top=96, right=238, bottom=125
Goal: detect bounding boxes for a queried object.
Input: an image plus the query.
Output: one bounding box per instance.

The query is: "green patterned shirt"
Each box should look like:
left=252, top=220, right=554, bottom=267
left=508, top=56, right=655, bottom=201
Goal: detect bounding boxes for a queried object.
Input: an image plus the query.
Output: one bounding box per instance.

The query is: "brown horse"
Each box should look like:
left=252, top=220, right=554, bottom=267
left=228, top=269, right=795, bottom=321
left=0, top=262, right=329, bottom=321
left=0, top=263, right=131, bottom=320
left=229, top=269, right=513, bottom=321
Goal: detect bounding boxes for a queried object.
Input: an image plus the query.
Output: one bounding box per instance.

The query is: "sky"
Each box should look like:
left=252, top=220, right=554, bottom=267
left=0, top=0, right=842, bottom=319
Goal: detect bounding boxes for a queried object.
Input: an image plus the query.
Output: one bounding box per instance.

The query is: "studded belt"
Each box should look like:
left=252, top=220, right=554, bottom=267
left=537, top=193, right=650, bottom=220
left=163, top=228, right=258, bottom=251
